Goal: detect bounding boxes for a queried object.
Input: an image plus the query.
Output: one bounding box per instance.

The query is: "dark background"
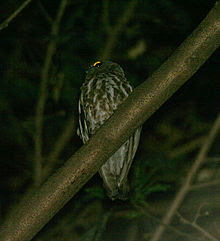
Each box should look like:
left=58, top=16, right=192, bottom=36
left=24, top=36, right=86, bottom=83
left=0, top=0, right=219, bottom=240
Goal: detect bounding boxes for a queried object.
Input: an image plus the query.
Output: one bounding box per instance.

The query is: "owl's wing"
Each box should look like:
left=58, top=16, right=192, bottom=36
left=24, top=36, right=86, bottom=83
left=77, top=98, right=89, bottom=144
left=99, top=126, right=142, bottom=200
left=119, top=126, right=142, bottom=187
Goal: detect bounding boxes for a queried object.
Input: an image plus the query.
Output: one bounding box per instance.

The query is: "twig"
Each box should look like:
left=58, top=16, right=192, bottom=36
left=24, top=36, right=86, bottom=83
left=205, top=157, right=220, bottom=163
left=102, top=0, right=112, bottom=32
left=149, top=113, right=220, bottom=241
left=190, top=178, right=220, bottom=190
left=47, top=116, right=76, bottom=163
left=214, top=222, right=220, bottom=235
left=99, top=0, right=138, bottom=59
left=134, top=205, right=194, bottom=239
left=42, top=116, right=76, bottom=181
left=177, top=212, right=219, bottom=241
left=0, top=0, right=33, bottom=30
left=169, top=135, right=206, bottom=159
left=34, top=0, right=68, bottom=186
left=94, top=211, right=111, bottom=241
left=126, top=222, right=138, bottom=241
left=77, top=226, right=97, bottom=241
left=193, top=203, right=209, bottom=223
left=37, top=0, right=53, bottom=24
left=77, top=209, right=111, bottom=241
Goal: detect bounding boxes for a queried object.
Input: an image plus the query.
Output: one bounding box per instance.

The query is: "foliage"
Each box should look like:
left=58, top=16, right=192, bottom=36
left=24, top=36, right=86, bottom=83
left=83, top=185, right=105, bottom=201
left=130, top=158, right=170, bottom=205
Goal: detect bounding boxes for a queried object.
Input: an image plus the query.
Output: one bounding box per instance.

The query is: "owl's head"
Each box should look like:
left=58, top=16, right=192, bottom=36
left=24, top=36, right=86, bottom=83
left=86, top=60, right=125, bottom=79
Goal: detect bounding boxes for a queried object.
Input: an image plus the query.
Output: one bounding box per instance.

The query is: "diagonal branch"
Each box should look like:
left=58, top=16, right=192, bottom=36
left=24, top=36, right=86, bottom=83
left=177, top=211, right=219, bottom=241
left=99, top=0, right=138, bottom=60
left=134, top=204, right=195, bottom=239
left=42, top=116, right=77, bottom=181
left=33, top=0, right=68, bottom=186
left=190, top=178, right=220, bottom=190
left=102, top=0, right=112, bottom=33
left=0, top=2, right=220, bottom=241
left=0, top=0, right=33, bottom=30
left=168, top=135, right=206, bottom=159
left=150, top=112, right=220, bottom=241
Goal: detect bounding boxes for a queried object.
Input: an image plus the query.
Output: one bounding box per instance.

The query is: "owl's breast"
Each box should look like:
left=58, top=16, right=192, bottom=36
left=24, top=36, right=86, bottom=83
left=80, top=73, right=132, bottom=134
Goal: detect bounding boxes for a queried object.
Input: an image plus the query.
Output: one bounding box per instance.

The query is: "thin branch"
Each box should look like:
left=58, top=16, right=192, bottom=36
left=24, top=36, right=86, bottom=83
left=99, top=0, right=138, bottom=60
left=0, top=3, right=219, bottom=241
left=0, top=0, right=33, bottom=30
left=34, top=0, right=68, bottom=186
left=134, top=205, right=194, bottom=239
left=192, top=203, right=209, bottom=223
left=214, top=222, right=220, bottom=236
left=190, top=178, right=220, bottom=190
left=102, top=0, right=112, bottom=32
left=47, top=116, right=76, bottom=163
left=149, top=113, right=220, bottom=241
left=177, top=212, right=219, bottom=241
left=94, top=211, right=112, bottom=241
left=37, top=0, right=53, bottom=24
left=126, top=222, right=138, bottom=241
left=206, top=157, right=220, bottom=163
left=42, top=116, right=76, bottom=181
left=169, top=135, right=206, bottom=159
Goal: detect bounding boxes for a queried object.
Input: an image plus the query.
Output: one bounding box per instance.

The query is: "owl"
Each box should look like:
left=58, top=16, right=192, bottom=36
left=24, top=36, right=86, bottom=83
left=77, top=60, right=141, bottom=200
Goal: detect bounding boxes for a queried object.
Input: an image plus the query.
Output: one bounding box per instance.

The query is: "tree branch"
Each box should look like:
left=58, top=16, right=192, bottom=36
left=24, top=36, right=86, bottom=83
left=99, top=0, right=138, bottom=59
left=102, top=0, right=112, bottom=33
left=190, top=178, right=220, bottom=190
left=134, top=204, right=195, bottom=239
left=150, top=112, right=220, bottom=241
left=168, top=135, right=206, bottom=159
left=42, top=116, right=77, bottom=181
left=33, top=0, right=68, bottom=186
left=0, top=2, right=220, bottom=241
left=177, top=211, right=219, bottom=241
left=0, top=0, right=33, bottom=30
left=36, top=0, right=53, bottom=24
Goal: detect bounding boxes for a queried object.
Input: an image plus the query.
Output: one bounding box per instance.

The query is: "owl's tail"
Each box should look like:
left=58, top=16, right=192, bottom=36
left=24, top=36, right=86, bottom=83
left=118, top=179, right=130, bottom=200
left=104, top=178, right=130, bottom=201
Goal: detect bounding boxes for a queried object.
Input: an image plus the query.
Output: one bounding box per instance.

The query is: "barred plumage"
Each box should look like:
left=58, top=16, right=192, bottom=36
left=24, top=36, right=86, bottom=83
left=77, top=61, right=141, bottom=200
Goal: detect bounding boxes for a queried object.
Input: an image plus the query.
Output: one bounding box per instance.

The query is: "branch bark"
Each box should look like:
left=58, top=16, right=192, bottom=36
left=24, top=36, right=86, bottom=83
left=0, top=2, right=220, bottom=241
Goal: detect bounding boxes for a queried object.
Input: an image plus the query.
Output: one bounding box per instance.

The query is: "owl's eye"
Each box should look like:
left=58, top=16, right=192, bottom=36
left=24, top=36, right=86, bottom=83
left=93, top=61, right=102, bottom=67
